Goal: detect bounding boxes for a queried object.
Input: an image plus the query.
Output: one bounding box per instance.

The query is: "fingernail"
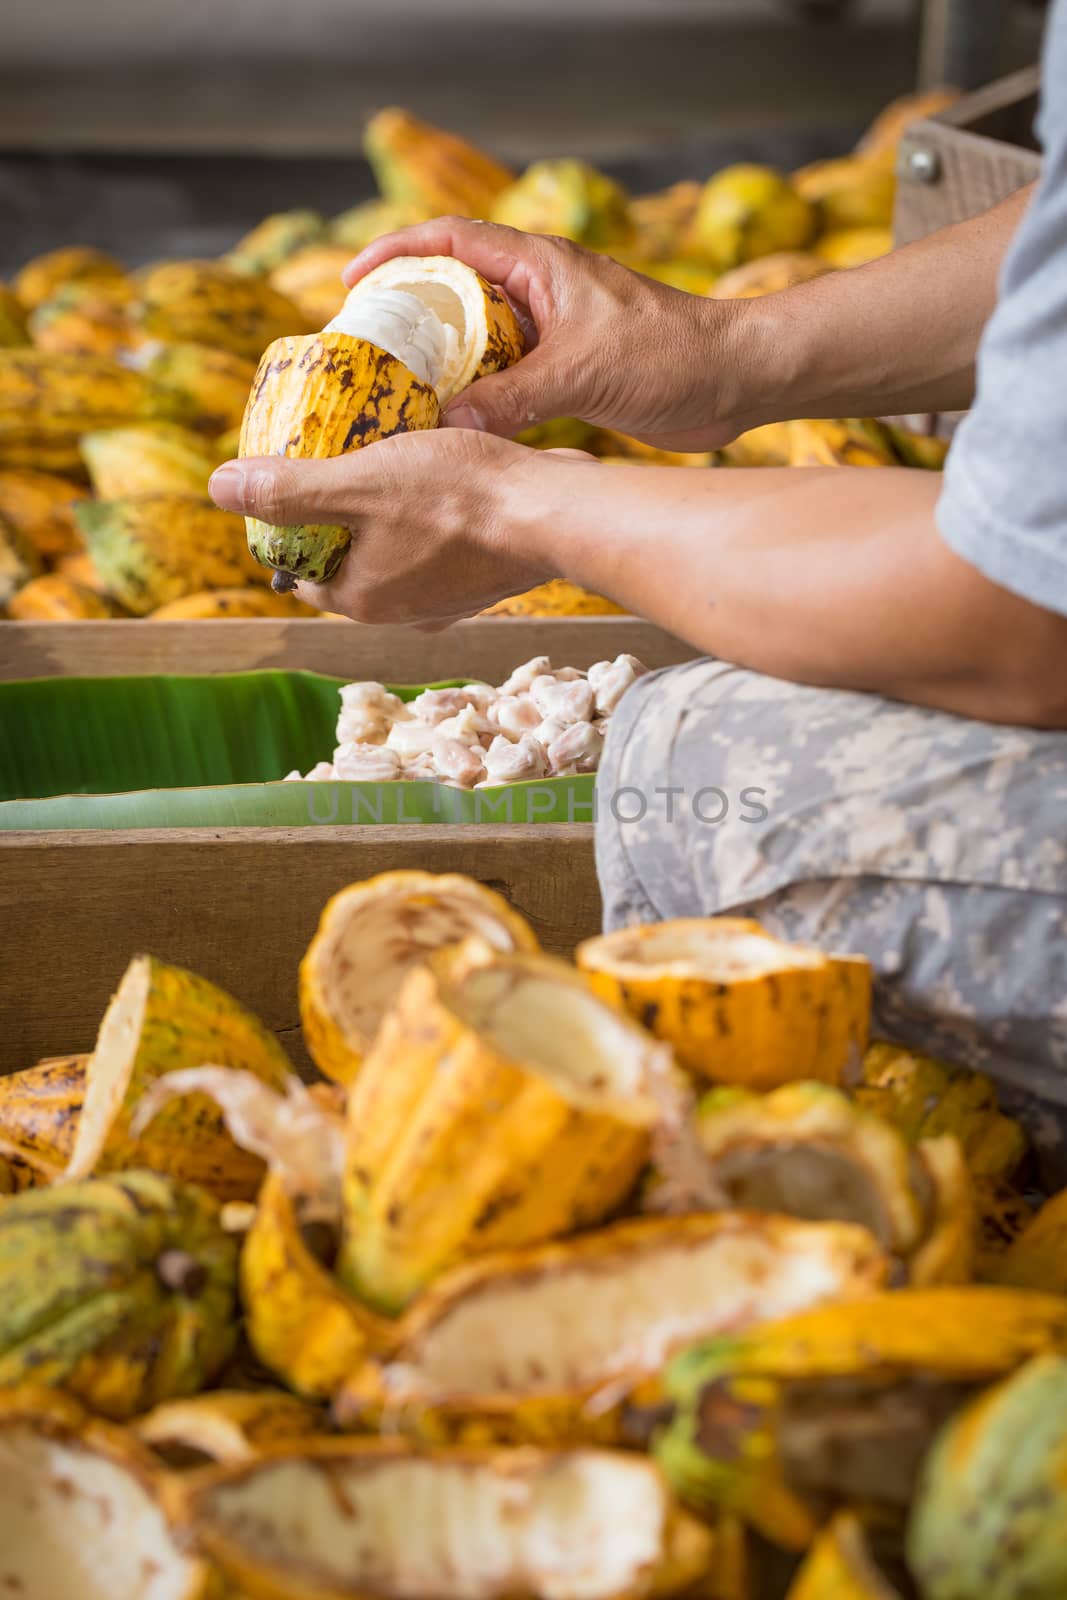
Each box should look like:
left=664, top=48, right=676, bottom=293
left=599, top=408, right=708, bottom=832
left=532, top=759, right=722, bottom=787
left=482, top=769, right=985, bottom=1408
left=209, top=463, right=246, bottom=510
left=443, top=402, right=486, bottom=432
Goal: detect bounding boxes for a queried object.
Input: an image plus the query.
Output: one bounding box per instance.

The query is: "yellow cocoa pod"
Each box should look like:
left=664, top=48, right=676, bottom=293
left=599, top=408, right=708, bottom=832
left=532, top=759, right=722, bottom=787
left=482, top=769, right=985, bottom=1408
left=482, top=579, right=625, bottom=616
left=711, top=251, right=828, bottom=300
left=0, top=1385, right=214, bottom=1597
left=0, top=511, right=43, bottom=608
left=13, top=245, right=127, bottom=312
left=240, top=1173, right=390, bottom=1401
left=856, top=86, right=960, bottom=162
left=75, top=494, right=267, bottom=614
left=994, top=1185, right=1067, bottom=1295
left=183, top=1440, right=716, bottom=1600
left=334, top=1212, right=886, bottom=1443
left=137, top=1387, right=324, bottom=1467
left=364, top=106, right=515, bottom=217
left=788, top=1513, right=909, bottom=1599
left=577, top=917, right=871, bottom=1090
left=338, top=941, right=677, bottom=1313
left=223, top=209, right=325, bottom=277
left=143, top=343, right=258, bottom=435
left=138, top=259, right=310, bottom=360
left=792, top=157, right=896, bottom=231
left=329, top=197, right=430, bottom=251
left=0, top=467, right=84, bottom=558
left=64, top=954, right=293, bottom=1201
left=80, top=420, right=221, bottom=498
left=0, top=286, right=29, bottom=348
left=6, top=574, right=129, bottom=620
left=491, top=159, right=632, bottom=250
left=299, top=870, right=539, bottom=1086
left=269, top=245, right=353, bottom=324
left=0, top=1054, right=86, bottom=1182
left=693, top=165, right=816, bottom=271
left=149, top=586, right=317, bottom=619
left=27, top=279, right=140, bottom=359
left=815, top=227, right=894, bottom=269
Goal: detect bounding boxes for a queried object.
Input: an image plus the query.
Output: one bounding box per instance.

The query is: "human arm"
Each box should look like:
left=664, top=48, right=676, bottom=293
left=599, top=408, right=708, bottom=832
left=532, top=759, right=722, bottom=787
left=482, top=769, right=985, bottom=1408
left=210, top=437, right=1067, bottom=729
left=339, top=186, right=1033, bottom=450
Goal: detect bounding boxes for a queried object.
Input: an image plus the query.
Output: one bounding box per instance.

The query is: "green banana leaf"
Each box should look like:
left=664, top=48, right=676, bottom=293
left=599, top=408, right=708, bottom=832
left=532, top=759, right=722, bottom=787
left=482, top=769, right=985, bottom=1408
left=0, top=670, right=596, bottom=830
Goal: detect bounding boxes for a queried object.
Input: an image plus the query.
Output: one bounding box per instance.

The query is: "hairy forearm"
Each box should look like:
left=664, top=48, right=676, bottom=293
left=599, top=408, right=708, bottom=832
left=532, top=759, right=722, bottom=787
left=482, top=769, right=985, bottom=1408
left=721, top=185, right=1033, bottom=429
left=513, top=457, right=1067, bottom=727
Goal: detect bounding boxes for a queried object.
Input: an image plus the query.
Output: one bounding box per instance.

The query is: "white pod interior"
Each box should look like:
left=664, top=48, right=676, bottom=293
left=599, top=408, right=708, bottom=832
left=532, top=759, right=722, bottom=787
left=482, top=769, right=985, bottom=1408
left=326, top=255, right=504, bottom=405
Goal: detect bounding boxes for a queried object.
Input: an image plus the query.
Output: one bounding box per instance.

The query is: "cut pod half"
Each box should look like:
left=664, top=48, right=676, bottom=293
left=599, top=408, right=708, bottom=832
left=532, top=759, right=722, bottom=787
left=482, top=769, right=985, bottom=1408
left=339, top=942, right=680, bottom=1312
left=183, top=1441, right=715, bottom=1600
left=335, top=1211, right=887, bottom=1441
left=299, top=870, right=541, bottom=1086
left=788, top=1514, right=910, bottom=1600
left=0, top=1387, right=209, bottom=1600
left=333, top=255, right=524, bottom=406
left=577, top=919, right=870, bottom=1089
left=65, top=955, right=293, bottom=1201
left=137, top=1388, right=324, bottom=1469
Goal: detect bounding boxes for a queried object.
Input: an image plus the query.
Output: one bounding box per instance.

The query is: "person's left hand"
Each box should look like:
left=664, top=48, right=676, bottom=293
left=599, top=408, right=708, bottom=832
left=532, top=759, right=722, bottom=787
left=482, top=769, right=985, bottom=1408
left=209, top=429, right=562, bottom=626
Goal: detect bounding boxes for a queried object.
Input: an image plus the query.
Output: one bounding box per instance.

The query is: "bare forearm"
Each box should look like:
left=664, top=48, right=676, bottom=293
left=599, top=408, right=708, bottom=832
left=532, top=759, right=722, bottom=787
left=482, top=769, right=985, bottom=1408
left=727, top=186, right=1033, bottom=428
left=516, top=457, right=1067, bottom=727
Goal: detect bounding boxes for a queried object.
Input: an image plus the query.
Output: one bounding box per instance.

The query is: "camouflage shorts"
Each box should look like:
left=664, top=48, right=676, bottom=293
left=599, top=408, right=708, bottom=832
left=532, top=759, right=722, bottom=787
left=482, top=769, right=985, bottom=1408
left=596, top=658, right=1067, bottom=1176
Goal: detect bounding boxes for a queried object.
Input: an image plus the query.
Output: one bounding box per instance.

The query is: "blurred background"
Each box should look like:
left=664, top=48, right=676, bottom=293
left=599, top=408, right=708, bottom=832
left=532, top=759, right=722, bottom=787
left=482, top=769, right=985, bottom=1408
left=0, top=0, right=1049, bottom=273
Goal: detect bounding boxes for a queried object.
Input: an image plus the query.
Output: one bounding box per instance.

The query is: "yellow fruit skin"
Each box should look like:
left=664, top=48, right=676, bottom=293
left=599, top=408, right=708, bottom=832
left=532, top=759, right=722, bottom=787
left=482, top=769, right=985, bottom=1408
left=183, top=1439, right=716, bottom=1600
left=75, top=494, right=268, bottom=615
left=334, top=1212, right=886, bottom=1444
left=138, top=260, right=309, bottom=361
left=240, top=1174, right=389, bottom=1401
left=299, top=871, right=540, bottom=1087
left=909, top=1136, right=976, bottom=1287
left=0, top=468, right=83, bottom=558
left=788, top=1513, right=903, bottom=1599
left=80, top=421, right=221, bottom=498
left=0, top=1055, right=86, bottom=1182
left=718, top=422, right=795, bottom=467
left=856, top=87, right=960, bottom=162
left=694, top=165, right=816, bottom=271
left=13, top=246, right=127, bottom=312
left=54, top=549, right=106, bottom=591
left=239, top=332, right=439, bottom=588
left=66, top=955, right=293, bottom=1203
left=137, top=1387, right=324, bottom=1467
left=815, top=228, right=893, bottom=269
left=149, top=586, right=317, bottom=620
left=994, top=1185, right=1067, bottom=1295
left=577, top=918, right=871, bottom=1090
left=711, top=252, right=829, bottom=301
left=27, top=280, right=140, bottom=358
left=365, top=107, right=515, bottom=217
left=793, top=159, right=896, bottom=231
left=337, top=957, right=655, bottom=1313
left=224, top=209, right=325, bottom=277
left=482, top=579, right=626, bottom=617
left=885, top=425, right=950, bottom=471
left=144, top=343, right=258, bottom=435
left=0, top=1386, right=214, bottom=1599
left=627, top=182, right=704, bottom=263
left=0, top=511, right=43, bottom=606
left=0, top=286, right=29, bottom=348
left=491, top=160, right=632, bottom=250
left=7, top=574, right=128, bottom=619
left=269, top=246, right=354, bottom=325
left=786, top=419, right=897, bottom=467
left=330, top=198, right=430, bottom=250
left=0, top=349, right=192, bottom=474
left=856, top=1042, right=1026, bottom=1182
left=0, top=1173, right=237, bottom=1421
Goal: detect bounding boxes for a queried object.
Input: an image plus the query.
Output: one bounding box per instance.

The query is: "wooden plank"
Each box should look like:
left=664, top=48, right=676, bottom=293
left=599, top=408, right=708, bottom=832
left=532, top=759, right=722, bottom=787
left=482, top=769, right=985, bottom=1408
left=0, top=824, right=599, bottom=1077
left=0, top=618, right=698, bottom=684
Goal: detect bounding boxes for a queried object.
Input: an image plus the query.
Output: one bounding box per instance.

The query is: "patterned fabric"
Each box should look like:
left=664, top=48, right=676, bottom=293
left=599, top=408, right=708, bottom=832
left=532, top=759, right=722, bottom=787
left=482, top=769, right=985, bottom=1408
left=596, top=658, right=1067, bottom=1175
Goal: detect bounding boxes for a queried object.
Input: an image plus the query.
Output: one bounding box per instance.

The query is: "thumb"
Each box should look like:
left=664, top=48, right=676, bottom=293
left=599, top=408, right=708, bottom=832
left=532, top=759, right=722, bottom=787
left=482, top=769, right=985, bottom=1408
left=209, top=455, right=362, bottom=525
left=442, top=346, right=571, bottom=439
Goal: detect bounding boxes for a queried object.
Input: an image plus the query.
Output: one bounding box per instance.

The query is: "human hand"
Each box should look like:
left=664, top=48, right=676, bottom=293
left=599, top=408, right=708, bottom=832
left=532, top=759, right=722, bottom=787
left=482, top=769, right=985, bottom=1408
left=341, top=218, right=752, bottom=451
left=209, top=429, right=563, bottom=626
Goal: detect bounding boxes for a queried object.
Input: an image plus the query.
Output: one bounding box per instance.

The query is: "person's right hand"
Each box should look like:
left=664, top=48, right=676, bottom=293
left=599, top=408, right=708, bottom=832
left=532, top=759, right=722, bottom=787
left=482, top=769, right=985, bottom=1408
left=340, top=218, right=754, bottom=452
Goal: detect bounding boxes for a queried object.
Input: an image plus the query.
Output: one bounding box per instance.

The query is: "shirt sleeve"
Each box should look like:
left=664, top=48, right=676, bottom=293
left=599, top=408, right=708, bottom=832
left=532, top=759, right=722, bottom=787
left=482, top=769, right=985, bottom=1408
left=937, top=0, right=1067, bottom=619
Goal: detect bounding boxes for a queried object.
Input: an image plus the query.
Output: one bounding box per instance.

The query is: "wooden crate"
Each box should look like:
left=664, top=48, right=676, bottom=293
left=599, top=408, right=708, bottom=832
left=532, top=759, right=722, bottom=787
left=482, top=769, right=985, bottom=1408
left=1, top=619, right=699, bottom=1074
left=0, top=616, right=697, bottom=683
left=1, top=823, right=599, bottom=1077
left=894, top=65, right=1043, bottom=247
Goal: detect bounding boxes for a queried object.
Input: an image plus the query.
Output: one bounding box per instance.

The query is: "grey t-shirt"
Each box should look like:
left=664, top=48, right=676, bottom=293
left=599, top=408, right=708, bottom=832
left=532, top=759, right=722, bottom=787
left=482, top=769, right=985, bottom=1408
left=937, top=0, right=1067, bottom=616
